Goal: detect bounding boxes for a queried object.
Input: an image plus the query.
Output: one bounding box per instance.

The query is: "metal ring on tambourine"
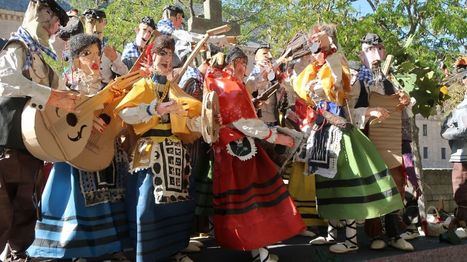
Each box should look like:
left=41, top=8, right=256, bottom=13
left=201, top=90, right=220, bottom=144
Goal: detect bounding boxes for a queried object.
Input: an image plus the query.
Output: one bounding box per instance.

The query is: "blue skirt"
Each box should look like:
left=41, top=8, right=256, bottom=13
left=27, top=162, right=130, bottom=259
left=127, top=169, right=195, bottom=262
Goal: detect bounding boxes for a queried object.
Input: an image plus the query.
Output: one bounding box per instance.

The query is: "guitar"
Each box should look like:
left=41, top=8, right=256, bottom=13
left=22, top=70, right=143, bottom=171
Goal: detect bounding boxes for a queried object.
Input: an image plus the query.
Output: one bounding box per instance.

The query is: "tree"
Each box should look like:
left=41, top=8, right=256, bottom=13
left=104, top=0, right=173, bottom=51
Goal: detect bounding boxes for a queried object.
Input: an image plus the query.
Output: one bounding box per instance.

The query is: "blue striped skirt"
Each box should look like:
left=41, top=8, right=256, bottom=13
left=127, top=169, right=195, bottom=262
left=27, top=162, right=130, bottom=259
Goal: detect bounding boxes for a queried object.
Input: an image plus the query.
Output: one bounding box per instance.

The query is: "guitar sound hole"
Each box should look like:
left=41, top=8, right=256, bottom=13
left=66, top=113, right=78, bottom=127
left=99, top=113, right=111, bottom=125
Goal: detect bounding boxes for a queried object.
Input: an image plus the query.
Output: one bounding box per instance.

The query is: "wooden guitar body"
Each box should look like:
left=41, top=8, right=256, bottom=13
left=67, top=98, right=123, bottom=172
left=21, top=97, right=94, bottom=162
left=21, top=71, right=143, bottom=170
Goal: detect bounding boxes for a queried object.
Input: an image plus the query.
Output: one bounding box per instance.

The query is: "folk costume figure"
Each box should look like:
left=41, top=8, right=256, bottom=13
left=179, top=52, right=214, bottom=221
left=121, top=16, right=156, bottom=70
left=246, top=43, right=280, bottom=126
left=115, top=35, right=202, bottom=262
left=27, top=33, right=131, bottom=260
left=441, top=58, right=467, bottom=238
left=282, top=60, right=328, bottom=238
left=0, top=1, right=77, bottom=261
left=83, top=9, right=128, bottom=84
left=349, top=33, right=414, bottom=251
left=157, top=5, right=184, bottom=36
left=205, top=46, right=305, bottom=262
left=294, top=24, right=403, bottom=254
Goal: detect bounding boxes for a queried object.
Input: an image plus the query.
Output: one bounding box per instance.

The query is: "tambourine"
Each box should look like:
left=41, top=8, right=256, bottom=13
left=200, top=90, right=220, bottom=144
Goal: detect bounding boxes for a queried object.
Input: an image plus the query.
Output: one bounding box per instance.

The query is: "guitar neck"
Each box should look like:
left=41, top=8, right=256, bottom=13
left=76, top=71, right=142, bottom=116
left=173, top=25, right=231, bottom=84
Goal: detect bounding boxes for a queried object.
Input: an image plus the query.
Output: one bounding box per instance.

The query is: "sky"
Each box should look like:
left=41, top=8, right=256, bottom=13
left=351, top=0, right=374, bottom=16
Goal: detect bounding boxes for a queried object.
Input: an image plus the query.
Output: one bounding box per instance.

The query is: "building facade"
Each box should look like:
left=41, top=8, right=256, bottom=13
left=416, top=113, right=451, bottom=169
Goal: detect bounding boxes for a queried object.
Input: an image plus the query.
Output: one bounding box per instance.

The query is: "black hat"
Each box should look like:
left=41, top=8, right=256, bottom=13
left=226, top=46, right=248, bottom=65
left=141, top=16, right=156, bottom=30
left=254, top=43, right=271, bottom=54
left=83, top=9, right=106, bottom=20
left=58, top=16, right=83, bottom=41
left=164, top=5, right=185, bottom=18
left=360, top=33, right=383, bottom=45
left=35, top=0, right=69, bottom=26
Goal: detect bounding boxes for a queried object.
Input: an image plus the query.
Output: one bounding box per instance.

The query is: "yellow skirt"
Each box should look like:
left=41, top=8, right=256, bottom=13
left=287, top=162, right=327, bottom=226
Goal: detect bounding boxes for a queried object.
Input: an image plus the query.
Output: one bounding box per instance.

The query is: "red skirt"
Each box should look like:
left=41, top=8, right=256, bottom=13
left=212, top=143, right=305, bottom=250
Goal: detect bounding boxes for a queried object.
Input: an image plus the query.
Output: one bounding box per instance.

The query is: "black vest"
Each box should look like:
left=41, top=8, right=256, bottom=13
left=0, top=40, right=53, bottom=151
left=355, top=78, right=396, bottom=136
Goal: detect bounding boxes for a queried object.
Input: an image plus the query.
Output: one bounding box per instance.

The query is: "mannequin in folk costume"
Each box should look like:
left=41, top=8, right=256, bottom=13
left=205, top=46, right=305, bottom=262
left=157, top=5, right=185, bottom=36
left=349, top=33, right=414, bottom=251
left=27, top=33, right=132, bottom=261
left=0, top=1, right=77, bottom=260
left=82, top=9, right=129, bottom=85
left=294, top=24, right=403, bottom=254
left=178, top=46, right=213, bottom=240
left=246, top=43, right=281, bottom=126
left=121, top=16, right=156, bottom=70
left=281, top=60, right=328, bottom=238
left=115, top=35, right=202, bottom=262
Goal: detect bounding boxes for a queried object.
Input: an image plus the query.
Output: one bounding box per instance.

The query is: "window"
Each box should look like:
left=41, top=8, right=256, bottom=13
left=422, top=124, right=427, bottom=136
left=423, top=147, right=428, bottom=159
left=441, top=147, right=446, bottom=160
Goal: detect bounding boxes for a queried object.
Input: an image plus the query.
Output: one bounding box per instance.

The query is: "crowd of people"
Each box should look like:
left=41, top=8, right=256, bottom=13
left=0, top=1, right=466, bottom=262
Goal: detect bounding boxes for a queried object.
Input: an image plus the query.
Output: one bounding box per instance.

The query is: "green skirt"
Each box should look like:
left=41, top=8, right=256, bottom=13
left=315, top=127, right=403, bottom=220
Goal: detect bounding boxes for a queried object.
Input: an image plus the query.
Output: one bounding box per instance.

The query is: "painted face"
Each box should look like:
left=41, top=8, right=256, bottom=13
left=152, top=48, right=173, bottom=76
left=74, top=43, right=101, bottom=75
left=173, top=13, right=184, bottom=29
left=233, top=57, right=248, bottom=80
left=135, top=23, right=154, bottom=48
left=360, top=43, right=386, bottom=69
left=38, top=6, right=60, bottom=37
left=255, top=48, right=272, bottom=62
left=84, top=18, right=107, bottom=41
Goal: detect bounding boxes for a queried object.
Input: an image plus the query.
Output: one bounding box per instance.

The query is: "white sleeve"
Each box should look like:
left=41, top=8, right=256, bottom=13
left=0, top=44, right=51, bottom=110
left=186, top=116, right=201, bottom=132
left=347, top=79, right=368, bottom=128
left=119, top=99, right=158, bottom=125
left=110, top=52, right=129, bottom=76
left=325, top=53, right=344, bottom=90
left=352, top=107, right=369, bottom=129
left=232, top=118, right=277, bottom=143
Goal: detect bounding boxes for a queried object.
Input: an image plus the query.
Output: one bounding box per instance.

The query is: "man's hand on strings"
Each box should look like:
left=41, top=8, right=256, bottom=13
left=93, top=116, right=107, bottom=133
left=47, top=89, right=79, bottom=112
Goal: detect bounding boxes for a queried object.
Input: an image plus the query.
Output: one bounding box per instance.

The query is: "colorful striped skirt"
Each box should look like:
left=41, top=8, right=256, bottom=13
left=212, top=143, right=305, bottom=250
left=27, top=162, right=130, bottom=259
left=315, top=127, right=403, bottom=220
left=288, top=162, right=327, bottom=226
left=127, top=169, right=195, bottom=262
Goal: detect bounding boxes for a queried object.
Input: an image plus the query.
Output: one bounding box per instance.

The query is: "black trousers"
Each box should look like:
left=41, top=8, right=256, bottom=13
left=0, top=147, right=42, bottom=256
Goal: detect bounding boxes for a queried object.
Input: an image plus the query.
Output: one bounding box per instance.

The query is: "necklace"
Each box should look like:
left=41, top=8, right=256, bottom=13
left=154, top=81, right=170, bottom=101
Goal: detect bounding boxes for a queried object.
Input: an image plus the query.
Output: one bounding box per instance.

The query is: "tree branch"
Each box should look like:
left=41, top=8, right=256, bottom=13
left=365, top=0, right=377, bottom=12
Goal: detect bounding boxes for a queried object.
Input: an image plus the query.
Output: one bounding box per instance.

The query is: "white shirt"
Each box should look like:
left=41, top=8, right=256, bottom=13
left=0, top=42, right=65, bottom=110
